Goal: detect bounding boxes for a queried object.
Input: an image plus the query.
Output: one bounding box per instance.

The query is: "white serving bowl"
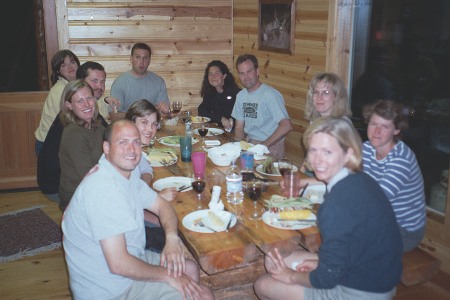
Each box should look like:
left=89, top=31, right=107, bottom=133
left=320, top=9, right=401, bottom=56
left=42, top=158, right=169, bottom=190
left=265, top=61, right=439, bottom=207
left=207, top=147, right=240, bottom=167
left=163, top=116, right=179, bottom=126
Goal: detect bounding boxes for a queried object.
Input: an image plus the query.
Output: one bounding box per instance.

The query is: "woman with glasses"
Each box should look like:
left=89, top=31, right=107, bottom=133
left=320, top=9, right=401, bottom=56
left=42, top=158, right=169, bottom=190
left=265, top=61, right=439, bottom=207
left=58, top=80, right=105, bottom=211
left=304, top=72, right=352, bottom=122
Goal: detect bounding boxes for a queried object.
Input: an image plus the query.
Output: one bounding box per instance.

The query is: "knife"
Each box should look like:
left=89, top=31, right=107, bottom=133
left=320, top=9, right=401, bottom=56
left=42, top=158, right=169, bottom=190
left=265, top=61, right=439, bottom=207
left=177, top=185, right=191, bottom=192
left=226, top=215, right=234, bottom=231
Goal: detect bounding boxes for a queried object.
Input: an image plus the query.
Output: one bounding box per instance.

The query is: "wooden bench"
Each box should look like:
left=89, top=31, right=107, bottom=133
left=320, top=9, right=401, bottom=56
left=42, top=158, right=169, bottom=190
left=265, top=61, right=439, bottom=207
left=401, top=247, right=441, bottom=287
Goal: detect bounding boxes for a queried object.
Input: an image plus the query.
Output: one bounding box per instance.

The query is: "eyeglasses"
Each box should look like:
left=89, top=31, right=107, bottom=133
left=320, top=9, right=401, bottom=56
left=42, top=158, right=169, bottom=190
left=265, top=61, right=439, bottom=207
left=312, top=90, right=333, bottom=97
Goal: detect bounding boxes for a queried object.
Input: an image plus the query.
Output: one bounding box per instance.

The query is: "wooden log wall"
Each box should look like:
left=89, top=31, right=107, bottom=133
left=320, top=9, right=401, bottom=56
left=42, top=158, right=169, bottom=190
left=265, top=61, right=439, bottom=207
left=56, top=0, right=234, bottom=110
left=233, top=0, right=331, bottom=164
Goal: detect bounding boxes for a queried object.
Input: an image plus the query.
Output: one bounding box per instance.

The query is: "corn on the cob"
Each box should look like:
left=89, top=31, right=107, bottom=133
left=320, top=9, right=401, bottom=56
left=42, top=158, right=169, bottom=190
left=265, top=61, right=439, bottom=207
left=279, top=209, right=312, bottom=220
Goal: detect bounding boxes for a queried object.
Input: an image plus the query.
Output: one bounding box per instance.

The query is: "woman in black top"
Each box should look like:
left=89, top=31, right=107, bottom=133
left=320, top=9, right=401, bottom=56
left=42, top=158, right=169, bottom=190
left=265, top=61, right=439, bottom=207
left=198, top=60, right=241, bottom=131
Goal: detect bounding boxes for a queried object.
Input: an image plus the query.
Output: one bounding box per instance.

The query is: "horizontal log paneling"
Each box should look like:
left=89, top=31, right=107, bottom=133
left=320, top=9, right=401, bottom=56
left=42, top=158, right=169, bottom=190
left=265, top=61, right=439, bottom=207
left=234, top=0, right=329, bottom=165
left=57, top=1, right=234, bottom=107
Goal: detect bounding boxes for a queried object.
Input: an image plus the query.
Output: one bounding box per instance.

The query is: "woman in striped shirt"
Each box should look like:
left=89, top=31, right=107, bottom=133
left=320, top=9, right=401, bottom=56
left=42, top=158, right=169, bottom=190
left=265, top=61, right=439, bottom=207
left=362, top=100, right=426, bottom=252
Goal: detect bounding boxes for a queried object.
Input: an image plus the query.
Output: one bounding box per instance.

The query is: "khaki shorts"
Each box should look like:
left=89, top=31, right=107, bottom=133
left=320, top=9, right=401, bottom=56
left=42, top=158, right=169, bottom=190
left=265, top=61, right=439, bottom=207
left=113, top=251, right=182, bottom=300
left=304, top=285, right=396, bottom=300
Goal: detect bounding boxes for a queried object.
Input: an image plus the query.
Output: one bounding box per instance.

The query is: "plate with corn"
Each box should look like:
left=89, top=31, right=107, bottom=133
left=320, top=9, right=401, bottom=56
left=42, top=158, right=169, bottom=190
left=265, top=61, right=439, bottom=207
left=262, top=209, right=316, bottom=230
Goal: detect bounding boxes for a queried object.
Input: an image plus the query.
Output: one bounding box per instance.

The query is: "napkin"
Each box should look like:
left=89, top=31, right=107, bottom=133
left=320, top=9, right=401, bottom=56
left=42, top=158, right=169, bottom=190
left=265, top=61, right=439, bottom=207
left=248, top=144, right=270, bottom=156
left=208, top=186, right=225, bottom=211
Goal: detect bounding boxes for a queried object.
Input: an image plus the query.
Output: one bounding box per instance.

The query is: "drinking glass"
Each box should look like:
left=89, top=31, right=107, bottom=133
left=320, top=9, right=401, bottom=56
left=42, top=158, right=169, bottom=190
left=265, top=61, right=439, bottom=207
left=172, top=101, right=183, bottom=115
left=246, top=179, right=262, bottom=220
left=284, top=170, right=301, bottom=198
left=179, top=136, right=192, bottom=162
left=191, top=174, right=206, bottom=210
left=278, top=158, right=292, bottom=176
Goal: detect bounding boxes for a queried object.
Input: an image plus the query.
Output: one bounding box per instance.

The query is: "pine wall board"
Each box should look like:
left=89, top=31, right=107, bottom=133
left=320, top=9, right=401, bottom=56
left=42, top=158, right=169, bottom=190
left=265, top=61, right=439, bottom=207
left=233, top=0, right=331, bottom=163
left=57, top=0, right=234, bottom=110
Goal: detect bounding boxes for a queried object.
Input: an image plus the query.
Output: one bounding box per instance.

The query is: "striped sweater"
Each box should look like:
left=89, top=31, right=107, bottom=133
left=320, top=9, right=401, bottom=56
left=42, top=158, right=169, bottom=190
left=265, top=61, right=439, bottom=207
left=362, top=141, right=426, bottom=232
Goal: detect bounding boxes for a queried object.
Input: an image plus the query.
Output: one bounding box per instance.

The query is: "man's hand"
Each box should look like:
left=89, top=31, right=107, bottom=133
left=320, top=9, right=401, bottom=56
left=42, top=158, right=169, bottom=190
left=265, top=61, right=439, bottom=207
left=159, top=187, right=177, bottom=201
left=160, top=234, right=185, bottom=278
left=157, top=102, right=170, bottom=115
left=105, top=96, right=121, bottom=112
left=166, top=274, right=205, bottom=300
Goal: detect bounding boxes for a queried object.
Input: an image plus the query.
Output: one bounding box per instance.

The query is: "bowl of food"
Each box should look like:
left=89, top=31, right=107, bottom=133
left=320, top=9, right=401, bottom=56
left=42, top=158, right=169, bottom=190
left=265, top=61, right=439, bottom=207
left=164, top=116, right=179, bottom=126
left=207, top=146, right=240, bottom=167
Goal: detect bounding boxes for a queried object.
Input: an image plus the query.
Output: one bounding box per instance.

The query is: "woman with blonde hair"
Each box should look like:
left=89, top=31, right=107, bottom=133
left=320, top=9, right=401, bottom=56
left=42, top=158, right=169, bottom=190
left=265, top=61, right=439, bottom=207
left=304, top=72, right=351, bottom=122
left=255, top=117, right=402, bottom=300
left=58, top=79, right=105, bottom=210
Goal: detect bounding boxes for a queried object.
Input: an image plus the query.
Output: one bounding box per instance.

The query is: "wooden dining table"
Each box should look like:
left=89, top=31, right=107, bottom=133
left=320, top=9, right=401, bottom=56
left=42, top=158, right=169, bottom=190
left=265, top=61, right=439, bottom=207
left=149, top=119, right=321, bottom=290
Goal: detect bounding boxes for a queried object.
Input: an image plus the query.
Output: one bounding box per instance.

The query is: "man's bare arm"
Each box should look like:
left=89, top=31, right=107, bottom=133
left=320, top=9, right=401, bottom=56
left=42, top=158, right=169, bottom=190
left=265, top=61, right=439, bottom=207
left=233, top=120, right=246, bottom=141
left=262, top=118, right=292, bottom=147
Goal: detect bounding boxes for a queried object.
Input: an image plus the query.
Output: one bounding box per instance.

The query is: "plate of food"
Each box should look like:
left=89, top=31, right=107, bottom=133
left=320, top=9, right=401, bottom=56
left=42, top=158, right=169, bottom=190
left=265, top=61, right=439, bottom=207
left=158, top=136, right=199, bottom=147
left=153, top=177, right=192, bottom=192
left=193, top=128, right=224, bottom=136
left=302, top=183, right=326, bottom=204
left=191, top=116, right=211, bottom=124
left=256, top=162, right=298, bottom=176
left=262, top=209, right=316, bottom=230
left=145, top=148, right=177, bottom=167
left=182, top=209, right=236, bottom=233
left=264, top=194, right=313, bottom=212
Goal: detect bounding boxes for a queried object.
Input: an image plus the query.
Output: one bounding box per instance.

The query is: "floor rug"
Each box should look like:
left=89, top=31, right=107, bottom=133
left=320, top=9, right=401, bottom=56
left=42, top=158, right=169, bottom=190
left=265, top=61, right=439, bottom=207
left=0, top=206, right=62, bottom=263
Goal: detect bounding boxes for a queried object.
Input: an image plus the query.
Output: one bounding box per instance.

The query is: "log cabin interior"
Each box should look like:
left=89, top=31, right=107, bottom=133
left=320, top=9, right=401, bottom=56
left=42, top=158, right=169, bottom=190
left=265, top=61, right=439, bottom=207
left=1, top=0, right=449, bottom=299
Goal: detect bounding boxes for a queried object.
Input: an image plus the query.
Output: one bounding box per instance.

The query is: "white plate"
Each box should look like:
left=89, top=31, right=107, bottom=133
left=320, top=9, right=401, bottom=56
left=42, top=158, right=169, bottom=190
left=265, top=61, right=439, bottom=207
left=256, top=163, right=299, bottom=177
left=182, top=209, right=236, bottom=233
left=262, top=211, right=316, bottom=230
left=145, top=149, right=178, bottom=167
left=253, top=154, right=267, bottom=160
left=193, top=128, right=224, bottom=136
left=302, top=184, right=326, bottom=204
left=153, top=177, right=192, bottom=192
left=158, top=136, right=199, bottom=147
left=191, top=116, right=211, bottom=124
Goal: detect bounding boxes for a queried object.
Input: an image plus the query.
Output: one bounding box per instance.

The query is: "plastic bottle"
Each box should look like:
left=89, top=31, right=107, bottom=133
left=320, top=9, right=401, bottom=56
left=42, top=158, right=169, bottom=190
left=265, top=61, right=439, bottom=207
left=226, top=160, right=244, bottom=205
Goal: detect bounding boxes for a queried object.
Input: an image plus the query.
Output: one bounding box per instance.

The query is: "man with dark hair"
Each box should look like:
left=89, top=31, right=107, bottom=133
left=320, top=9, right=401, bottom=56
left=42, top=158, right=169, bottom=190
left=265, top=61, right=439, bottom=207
left=76, top=61, right=120, bottom=121
left=110, top=43, right=170, bottom=116
left=63, top=119, right=213, bottom=300
left=232, top=54, right=292, bottom=158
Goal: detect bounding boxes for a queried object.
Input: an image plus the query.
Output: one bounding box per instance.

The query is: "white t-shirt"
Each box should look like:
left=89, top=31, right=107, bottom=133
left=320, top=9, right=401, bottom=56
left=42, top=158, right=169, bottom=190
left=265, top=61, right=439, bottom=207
left=231, top=83, right=289, bottom=141
left=62, top=154, right=157, bottom=299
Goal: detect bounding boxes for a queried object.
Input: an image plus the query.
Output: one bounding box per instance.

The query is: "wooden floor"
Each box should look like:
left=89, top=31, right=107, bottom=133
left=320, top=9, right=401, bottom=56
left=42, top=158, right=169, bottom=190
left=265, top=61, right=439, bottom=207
left=1, top=190, right=449, bottom=300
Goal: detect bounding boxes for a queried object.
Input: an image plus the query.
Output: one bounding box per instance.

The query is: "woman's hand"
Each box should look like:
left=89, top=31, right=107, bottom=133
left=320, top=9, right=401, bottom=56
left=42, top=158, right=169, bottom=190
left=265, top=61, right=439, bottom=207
left=266, top=248, right=296, bottom=284
left=221, top=117, right=233, bottom=131
left=296, top=259, right=318, bottom=272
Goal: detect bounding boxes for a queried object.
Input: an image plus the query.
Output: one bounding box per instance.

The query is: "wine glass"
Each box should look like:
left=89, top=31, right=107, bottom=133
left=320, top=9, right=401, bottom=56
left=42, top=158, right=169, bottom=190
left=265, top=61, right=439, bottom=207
left=198, top=125, right=209, bottom=145
left=172, top=101, right=182, bottom=115
left=191, top=174, right=206, bottom=210
left=246, top=179, right=262, bottom=220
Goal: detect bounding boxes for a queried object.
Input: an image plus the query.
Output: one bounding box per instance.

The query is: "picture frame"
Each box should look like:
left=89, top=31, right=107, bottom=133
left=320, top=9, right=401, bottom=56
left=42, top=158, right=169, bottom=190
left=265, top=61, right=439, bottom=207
left=258, top=0, right=295, bottom=54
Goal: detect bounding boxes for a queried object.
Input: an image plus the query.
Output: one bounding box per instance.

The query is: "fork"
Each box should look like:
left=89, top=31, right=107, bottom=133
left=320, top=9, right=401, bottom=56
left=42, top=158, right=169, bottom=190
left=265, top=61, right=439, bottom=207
left=198, top=221, right=217, bottom=232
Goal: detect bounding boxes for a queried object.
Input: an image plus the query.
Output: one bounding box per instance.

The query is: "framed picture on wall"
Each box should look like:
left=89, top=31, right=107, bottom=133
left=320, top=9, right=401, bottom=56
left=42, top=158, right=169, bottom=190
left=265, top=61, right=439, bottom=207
left=258, top=0, right=295, bottom=54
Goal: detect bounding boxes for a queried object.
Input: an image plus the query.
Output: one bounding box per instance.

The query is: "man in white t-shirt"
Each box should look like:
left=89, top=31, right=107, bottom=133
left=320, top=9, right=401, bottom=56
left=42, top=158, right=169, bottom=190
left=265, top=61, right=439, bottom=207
left=232, top=54, right=292, bottom=158
left=62, top=120, right=213, bottom=300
